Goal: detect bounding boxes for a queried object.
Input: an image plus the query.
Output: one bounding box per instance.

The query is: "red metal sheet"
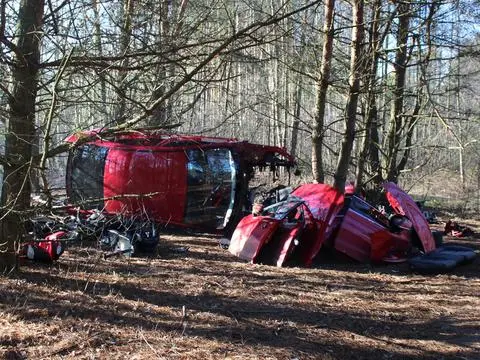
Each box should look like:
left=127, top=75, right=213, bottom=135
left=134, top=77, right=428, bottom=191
left=274, top=227, right=301, bottom=267
left=255, top=224, right=302, bottom=267
left=383, top=182, right=435, bottom=253
left=291, top=184, right=344, bottom=265
left=104, top=149, right=187, bottom=223
left=228, top=215, right=280, bottom=262
left=334, top=208, right=382, bottom=262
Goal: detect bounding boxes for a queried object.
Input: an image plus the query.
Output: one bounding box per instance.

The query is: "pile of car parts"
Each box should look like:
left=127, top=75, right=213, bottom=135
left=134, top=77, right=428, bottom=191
left=229, top=182, right=476, bottom=274
left=19, top=212, right=160, bottom=262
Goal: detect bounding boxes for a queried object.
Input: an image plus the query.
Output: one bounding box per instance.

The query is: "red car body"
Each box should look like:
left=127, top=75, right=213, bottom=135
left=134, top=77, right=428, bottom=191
left=65, top=130, right=295, bottom=231
left=229, top=183, right=436, bottom=266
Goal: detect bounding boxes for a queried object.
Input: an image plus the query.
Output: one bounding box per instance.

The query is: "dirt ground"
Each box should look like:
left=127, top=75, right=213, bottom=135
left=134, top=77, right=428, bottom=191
left=1, top=216, right=479, bottom=360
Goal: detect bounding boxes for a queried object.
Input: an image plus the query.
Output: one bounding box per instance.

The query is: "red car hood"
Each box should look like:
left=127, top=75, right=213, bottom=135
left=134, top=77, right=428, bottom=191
left=382, top=182, right=435, bottom=253
left=292, top=184, right=344, bottom=264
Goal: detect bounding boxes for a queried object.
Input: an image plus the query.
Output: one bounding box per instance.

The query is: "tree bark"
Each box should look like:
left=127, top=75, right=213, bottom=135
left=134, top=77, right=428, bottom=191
left=0, top=0, right=44, bottom=273
left=311, top=0, right=335, bottom=183
left=114, top=0, right=135, bottom=124
left=385, top=1, right=410, bottom=182
left=356, top=0, right=382, bottom=187
left=333, top=0, right=364, bottom=192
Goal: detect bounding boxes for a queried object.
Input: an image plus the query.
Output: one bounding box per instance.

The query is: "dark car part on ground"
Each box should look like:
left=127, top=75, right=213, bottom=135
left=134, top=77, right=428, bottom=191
left=100, top=221, right=159, bottom=258
left=408, top=245, right=477, bottom=274
left=21, top=212, right=160, bottom=262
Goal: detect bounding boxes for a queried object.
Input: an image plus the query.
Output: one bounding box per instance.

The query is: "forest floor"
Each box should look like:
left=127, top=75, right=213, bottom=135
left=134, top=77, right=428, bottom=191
left=1, top=214, right=479, bottom=360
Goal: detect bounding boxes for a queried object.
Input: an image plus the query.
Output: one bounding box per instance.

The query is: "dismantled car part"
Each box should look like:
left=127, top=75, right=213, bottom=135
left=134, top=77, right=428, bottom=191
left=229, top=182, right=476, bottom=273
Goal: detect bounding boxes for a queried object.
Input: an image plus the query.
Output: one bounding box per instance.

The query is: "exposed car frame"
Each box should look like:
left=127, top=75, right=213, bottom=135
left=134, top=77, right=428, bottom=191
left=229, top=183, right=437, bottom=266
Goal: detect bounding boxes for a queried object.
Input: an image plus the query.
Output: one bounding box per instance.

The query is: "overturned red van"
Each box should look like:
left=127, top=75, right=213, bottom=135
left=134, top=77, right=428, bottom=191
left=65, top=130, right=296, bottom=232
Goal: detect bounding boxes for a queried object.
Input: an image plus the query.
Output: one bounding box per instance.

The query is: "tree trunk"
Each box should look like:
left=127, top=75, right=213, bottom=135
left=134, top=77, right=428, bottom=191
left=0, top=0, right=44, bottom=273
left=385, top=1, right=410, bottom=182
left=114, top=0, right=134, bottom=124
left=395, top=1, right=437, bottom=179
left=290, top=73, right=303, bottom=158
left=148, top=0, right=179, bottom=127
left=356, top=0, right=382, bottom=187
left=92, top=0, right=107, bottom=105
left=333, top=0, right=364, bottom=192
left=290, top=11, right=308, bottom=158
left=311, top=0, right=335, bottom=183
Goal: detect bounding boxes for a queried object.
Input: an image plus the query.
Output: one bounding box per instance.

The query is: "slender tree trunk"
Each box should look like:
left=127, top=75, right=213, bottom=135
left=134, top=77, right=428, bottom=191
left=311, top=0, right=335, bottom=183
left=114, top=0, right=134, bottom=124
left=385, top=1, right=410, bottom=182
left=395, top=2, right=436, bottom=177
left=290, top=72, right=303, bottom=158
left=148, top=0, right=185, bottom=127
left=290, top=11, right=308, bottom=158
left=356, top=0, right=382, bottom=187
left=92, top=0, right=107, bottom=105
left=333, top=0, right=364, bottom=192
left=0, top=0, right=44, bottom=272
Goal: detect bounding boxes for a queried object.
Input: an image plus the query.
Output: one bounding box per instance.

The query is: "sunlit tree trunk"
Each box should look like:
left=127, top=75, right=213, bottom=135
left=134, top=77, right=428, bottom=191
left=114, top=0, right=135, bottom=124
left=385, top=1, right=410, bottom=182
left=356, top=0, right=383, bottom=187
left=311, top=0, right=335, bottom=183
left=333, top=0, right=364, bottom=192
left=92, top=0, right=107, bottom=106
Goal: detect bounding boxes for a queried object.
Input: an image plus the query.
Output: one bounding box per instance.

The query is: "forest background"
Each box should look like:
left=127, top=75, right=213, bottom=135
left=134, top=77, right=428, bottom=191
left=0, top=0, right=479, bottom=270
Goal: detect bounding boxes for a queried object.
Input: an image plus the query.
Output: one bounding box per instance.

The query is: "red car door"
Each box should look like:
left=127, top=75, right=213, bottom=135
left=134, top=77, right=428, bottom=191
left=228, top=214, right=280, bottom=262
left=255, top=202, right=310, bottom=267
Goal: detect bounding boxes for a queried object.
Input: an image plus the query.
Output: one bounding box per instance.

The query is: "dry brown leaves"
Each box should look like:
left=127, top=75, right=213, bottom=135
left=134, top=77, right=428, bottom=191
left=1, top=218, right=479, bottom=360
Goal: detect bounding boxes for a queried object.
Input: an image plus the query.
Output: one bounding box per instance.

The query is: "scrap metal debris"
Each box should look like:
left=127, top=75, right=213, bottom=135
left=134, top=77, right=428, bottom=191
left=19, top=211, right=160, bottom=262
left=228, top=182, right=476, bottom=274
left=444, top=220, right=475, bottom=237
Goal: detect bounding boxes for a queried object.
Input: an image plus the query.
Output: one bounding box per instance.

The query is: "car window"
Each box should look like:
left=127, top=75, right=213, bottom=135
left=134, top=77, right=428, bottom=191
left=68, top=144, right=108, bottom=208
left=184, top=148, right=236, bottom=228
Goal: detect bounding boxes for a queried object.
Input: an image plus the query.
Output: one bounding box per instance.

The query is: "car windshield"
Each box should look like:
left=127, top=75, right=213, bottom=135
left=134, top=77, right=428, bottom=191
left=68, top=144, right=108, bottom=208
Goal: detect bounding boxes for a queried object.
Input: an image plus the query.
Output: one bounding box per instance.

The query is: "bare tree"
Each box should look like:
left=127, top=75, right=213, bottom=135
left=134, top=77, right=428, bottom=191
left=0, top=0, right=44, bottom=271
left=333, top=0, right=364, bottom=191
left=355, top=0, right=389, bottom=187
left=385, top=0, right=411, bottom=182
left=311, top=0, right=335, bottom=183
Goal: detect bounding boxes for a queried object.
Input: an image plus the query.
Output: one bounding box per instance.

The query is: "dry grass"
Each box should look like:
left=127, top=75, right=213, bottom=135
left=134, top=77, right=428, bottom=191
left=1, top=217, right=480, bottom=360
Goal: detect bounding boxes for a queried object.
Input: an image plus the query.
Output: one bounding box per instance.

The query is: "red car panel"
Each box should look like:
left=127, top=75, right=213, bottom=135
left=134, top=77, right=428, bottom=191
left=291, top=184, right=344, bottom=265
left=228, top=215, right=279, bottom=262
left=229, top=183, right=420, bottom=267
left=255, top=223, right=302, bottom=267
left=104, top=149, right=187, bottom=223
left=383, top=182, right=435, bottom=253
left=334, top=208, right=385, bottom=262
